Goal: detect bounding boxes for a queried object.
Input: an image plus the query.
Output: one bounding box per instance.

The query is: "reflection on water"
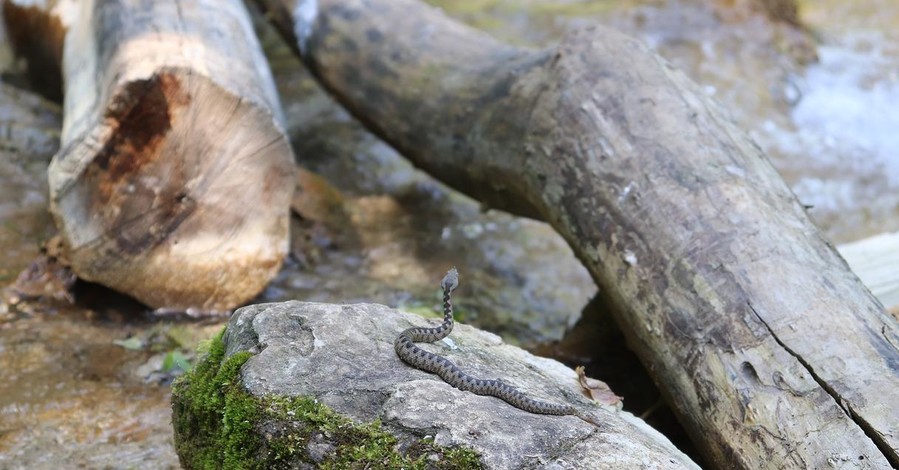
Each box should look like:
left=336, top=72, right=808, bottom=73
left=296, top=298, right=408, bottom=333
left=783, top=32, right=899, bottom=241
left=795, top=35, right=899, bottom=163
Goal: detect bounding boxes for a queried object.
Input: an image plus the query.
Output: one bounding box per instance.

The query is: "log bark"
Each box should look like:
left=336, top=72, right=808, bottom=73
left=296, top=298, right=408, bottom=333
left=255, top=0, right=899, bottom=467
left=5, top=0, right=296, bottom=310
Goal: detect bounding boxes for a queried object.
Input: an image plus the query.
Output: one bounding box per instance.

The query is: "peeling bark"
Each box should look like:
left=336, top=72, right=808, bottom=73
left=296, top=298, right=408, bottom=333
left=5, top=0, right=296, bottom=310
left=255, top=0, right=899, bottom=467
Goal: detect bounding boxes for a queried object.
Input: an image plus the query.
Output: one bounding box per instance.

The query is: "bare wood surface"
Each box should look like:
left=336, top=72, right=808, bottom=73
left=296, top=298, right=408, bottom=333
left=256, top=0, right=899, bottom=467
left=6, top=0, right=296, bottom=310
left=839, top=232, right=899, bottom=312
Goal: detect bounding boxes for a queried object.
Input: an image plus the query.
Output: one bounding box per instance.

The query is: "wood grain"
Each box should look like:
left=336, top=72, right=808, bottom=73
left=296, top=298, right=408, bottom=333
left=6, top=0, right=296, bottom=310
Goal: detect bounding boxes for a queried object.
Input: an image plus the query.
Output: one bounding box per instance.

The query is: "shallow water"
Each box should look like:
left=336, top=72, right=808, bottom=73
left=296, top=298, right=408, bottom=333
left=0, top=312, right=205, bottom=469
left=429, top=0, right=899, bottom=243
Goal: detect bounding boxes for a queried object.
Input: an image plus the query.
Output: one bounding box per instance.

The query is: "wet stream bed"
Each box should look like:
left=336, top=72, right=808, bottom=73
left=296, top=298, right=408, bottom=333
left=2, top=0, right=899, bottom=467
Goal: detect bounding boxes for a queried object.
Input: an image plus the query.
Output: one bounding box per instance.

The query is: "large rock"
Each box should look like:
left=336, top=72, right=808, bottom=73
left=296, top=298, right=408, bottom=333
left=173, top=301, right=698, bottom=468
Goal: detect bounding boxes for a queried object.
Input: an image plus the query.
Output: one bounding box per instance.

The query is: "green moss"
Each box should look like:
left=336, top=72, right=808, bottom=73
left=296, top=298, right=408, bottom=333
left=172, top=329, right=262, bottom=469
left=172, top=328, right=483, bottom=470
left=262, top=396, right=482, bottom=469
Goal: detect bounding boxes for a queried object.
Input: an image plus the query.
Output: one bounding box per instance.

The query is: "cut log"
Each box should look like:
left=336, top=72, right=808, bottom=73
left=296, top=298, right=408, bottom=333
left=5, top=0, right=296, bottom=310
left=255, top=0, right=899, bottom=467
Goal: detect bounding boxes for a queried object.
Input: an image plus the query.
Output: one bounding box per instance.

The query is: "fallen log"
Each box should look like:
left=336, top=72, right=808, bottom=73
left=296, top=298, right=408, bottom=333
left=254, top=0, right=899, bottom=467
left=4, top=0, right=296, bottom=311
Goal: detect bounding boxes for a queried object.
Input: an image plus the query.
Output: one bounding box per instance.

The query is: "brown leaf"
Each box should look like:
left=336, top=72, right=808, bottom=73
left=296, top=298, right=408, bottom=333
left=576, top=365, right=623, bottom=406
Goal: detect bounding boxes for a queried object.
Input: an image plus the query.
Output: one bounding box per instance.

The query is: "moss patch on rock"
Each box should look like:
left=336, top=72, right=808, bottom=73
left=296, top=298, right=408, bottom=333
left=171, top=329, right=261, bottom=468
left=172, top=329, right=483, bottom=470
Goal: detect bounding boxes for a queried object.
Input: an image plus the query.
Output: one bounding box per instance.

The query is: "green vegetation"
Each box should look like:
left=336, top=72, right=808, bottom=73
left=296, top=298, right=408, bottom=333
left=162, top=350, right=192, bottom=373
left=172, top=329, right=261, bottom=468
left=172, top=329, right=483, bottom=470
left=115, top=324, right=202, bottom=380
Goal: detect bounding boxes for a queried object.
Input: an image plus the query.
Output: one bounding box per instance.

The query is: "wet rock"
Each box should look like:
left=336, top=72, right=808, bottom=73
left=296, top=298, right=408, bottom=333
left=173, top=301, right=698, bottom=469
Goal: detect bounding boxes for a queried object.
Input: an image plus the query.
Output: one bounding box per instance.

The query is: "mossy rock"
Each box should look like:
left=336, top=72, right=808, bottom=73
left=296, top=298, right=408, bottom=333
left=171, top=329, right=483, bottom=469
left=172, top=301, right=697, bottom=469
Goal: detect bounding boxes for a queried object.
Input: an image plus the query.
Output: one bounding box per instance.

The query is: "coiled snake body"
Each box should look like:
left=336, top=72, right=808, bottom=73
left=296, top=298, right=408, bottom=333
left=395, top=268, right=597, bottom=424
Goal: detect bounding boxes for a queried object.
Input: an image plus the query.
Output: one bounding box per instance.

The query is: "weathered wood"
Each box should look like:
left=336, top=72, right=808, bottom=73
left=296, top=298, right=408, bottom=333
left=839, top=232, right=899, bottom=312
left=255, top=0, right=899, bottom=467
left=5, top=0, right=296, bottom=310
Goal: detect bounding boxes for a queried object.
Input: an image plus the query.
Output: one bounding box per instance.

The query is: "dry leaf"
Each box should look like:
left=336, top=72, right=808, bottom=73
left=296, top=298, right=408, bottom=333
left=576, top=365, right=623, bottom=406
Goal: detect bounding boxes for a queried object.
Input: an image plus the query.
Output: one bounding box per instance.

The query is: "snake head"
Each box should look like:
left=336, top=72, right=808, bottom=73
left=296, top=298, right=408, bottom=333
left=441, top=267, right=459, bottom=292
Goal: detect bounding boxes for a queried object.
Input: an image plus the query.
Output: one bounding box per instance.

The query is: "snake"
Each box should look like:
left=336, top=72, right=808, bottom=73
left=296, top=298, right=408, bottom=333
left=394, top=268, right=599, bottom=426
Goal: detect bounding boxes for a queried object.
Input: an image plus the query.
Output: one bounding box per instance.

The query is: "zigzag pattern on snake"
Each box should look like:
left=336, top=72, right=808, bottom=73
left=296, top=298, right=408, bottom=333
left=394, top=267, right=593, bottom=421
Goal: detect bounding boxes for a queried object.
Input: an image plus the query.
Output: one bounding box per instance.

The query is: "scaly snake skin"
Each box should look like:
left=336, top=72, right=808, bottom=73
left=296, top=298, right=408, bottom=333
left=395, top=268, right=599, bottom=425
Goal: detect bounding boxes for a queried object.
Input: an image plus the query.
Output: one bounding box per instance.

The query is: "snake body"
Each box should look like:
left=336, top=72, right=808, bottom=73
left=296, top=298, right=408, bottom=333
left=394, top=268, right=580, bottom=417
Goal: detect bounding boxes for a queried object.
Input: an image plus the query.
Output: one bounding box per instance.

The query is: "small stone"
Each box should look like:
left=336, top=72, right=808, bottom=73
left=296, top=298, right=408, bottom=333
left=306, top=433, right=335, bottom=463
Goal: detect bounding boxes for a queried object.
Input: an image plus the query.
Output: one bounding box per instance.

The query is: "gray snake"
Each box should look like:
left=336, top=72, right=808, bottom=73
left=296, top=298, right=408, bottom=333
left=395, top=268, right=599, bottom=425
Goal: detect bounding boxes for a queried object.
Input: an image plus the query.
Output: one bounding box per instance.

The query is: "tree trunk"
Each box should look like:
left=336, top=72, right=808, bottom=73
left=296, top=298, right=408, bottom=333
left=254, top=0, right=899, bottom=467
left=5, top=0, right=296, bottom=311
